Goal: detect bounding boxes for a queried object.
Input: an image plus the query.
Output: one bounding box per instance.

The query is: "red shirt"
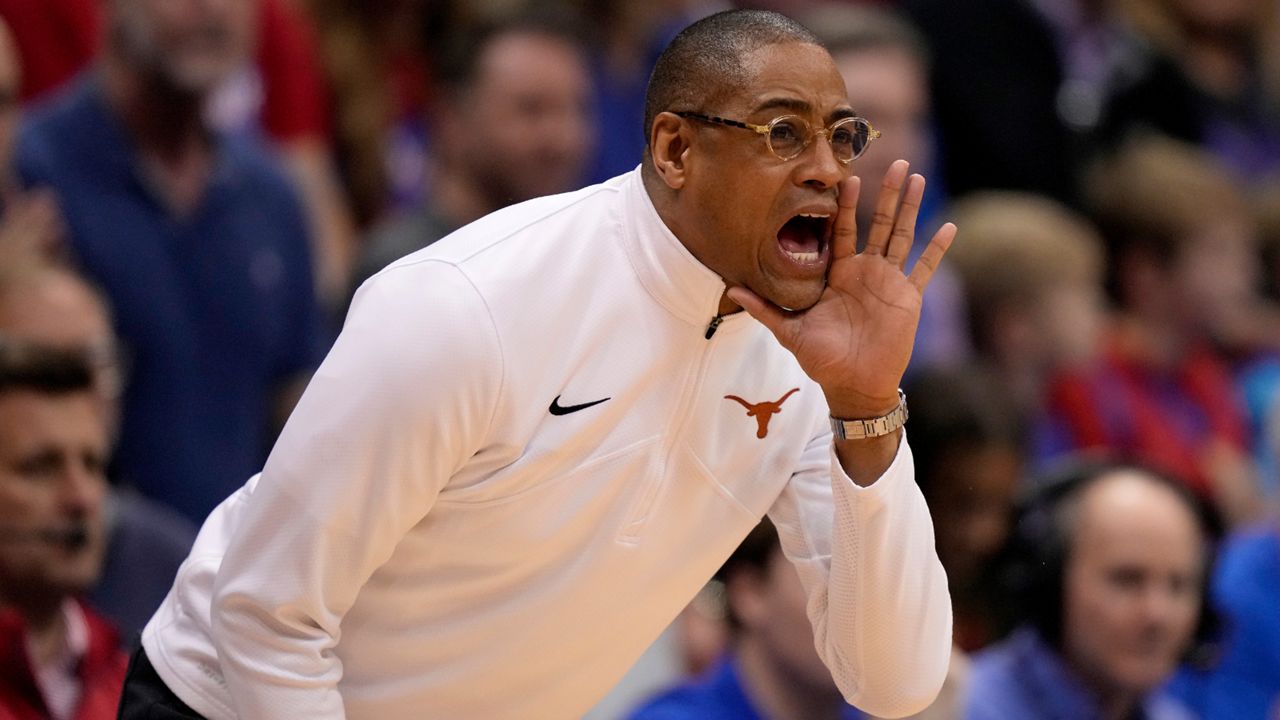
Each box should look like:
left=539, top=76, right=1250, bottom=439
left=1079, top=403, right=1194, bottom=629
left=0, top=601, right=126, bottom=720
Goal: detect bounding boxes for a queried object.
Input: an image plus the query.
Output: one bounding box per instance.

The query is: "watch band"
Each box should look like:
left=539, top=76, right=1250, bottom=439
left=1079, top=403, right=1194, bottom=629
left=829, top=389, right=908, bottom=441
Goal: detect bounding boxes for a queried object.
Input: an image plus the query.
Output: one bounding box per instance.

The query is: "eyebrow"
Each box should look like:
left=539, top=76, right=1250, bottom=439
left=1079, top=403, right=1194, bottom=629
left=750, top=97, right=857, bottom=124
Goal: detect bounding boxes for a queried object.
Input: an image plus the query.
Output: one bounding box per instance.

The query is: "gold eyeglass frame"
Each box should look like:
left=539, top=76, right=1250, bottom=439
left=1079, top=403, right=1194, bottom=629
left=674, top=111, right=881, bottom=164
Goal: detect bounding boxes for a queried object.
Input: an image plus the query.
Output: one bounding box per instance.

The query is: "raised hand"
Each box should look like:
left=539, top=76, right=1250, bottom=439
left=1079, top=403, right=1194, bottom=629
left=728, top=159, right=956, bottom=420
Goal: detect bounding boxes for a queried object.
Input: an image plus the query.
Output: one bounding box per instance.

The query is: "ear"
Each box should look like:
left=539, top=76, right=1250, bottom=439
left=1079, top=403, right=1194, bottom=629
left=649, top=111, right=693, bottom=190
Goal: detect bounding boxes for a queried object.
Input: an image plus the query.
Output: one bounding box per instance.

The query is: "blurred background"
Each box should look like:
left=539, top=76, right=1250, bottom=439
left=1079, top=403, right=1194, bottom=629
left=0, top=0, right=1277, bottom=718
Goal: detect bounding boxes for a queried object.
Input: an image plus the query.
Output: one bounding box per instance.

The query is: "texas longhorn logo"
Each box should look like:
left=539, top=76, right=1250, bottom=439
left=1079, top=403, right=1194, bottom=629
left=724, top=388, right=800, bottom=439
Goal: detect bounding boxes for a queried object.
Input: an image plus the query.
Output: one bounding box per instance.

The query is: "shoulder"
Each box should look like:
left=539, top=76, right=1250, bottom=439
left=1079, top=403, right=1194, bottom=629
left=1213, top=527, right=1280, bottom=602
left=16, top=76, right=99, bottom=172
left=967, top=634, right=1038, bottom=719
left=420, top=177, right=626, bottom=268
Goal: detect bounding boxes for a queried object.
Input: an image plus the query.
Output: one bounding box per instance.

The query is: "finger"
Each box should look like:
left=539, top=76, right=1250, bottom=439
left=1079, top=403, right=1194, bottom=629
left=908, top=222, right=956, bottom=292
left=726, top=285, right=798, bottom=349
left=885, top=174, right=925, bottom=269
left=863, top=159, right=909, bottom=257
left=830, top=175, right=860, bottom=260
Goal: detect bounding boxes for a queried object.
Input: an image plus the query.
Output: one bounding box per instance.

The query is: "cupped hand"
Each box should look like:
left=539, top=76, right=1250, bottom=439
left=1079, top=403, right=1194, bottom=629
left=728, top=159, right=956, bottom=419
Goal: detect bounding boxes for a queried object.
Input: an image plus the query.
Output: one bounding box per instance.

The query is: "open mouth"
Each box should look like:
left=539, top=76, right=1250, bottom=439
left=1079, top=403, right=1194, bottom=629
left=777, top=212, right=833, bottom=266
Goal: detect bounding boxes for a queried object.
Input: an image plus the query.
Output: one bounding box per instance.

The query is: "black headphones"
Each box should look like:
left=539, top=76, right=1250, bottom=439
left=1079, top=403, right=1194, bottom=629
left=997, top=454, right=1223, bottom=670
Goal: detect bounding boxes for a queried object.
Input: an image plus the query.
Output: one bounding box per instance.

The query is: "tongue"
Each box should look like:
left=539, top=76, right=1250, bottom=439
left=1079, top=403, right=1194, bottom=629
left=778, top=219, right=818, bottom=253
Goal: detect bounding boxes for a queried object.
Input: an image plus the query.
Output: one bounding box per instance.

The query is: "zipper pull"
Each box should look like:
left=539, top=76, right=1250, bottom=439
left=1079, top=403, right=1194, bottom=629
left=704, top=314, right=723, bottom=339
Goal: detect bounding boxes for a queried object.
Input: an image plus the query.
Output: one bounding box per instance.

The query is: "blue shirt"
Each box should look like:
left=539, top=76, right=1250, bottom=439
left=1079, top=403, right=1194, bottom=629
left=967, top=629, right=1195, bottom=720
left=17, top=73, right=327, bottom=522
left=1170, top=527, right=1280, bottom=720
left=628, top=655, right=865, bottom=720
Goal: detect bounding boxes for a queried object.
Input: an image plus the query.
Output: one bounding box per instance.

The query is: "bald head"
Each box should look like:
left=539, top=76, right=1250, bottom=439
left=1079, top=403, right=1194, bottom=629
left=0, top=265, right=120, bottom=424
left=1059, top=468, right=1208, bottom=698
left=643, top=10, right=822, bottom=151
left=0, top=265, right=112, bottom=351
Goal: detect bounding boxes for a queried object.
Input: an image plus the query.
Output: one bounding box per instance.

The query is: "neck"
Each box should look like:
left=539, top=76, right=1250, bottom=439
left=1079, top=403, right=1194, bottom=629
left=99, top=56, right=215, bottom=215
left=1058, top=644, right=1146, bottom=720
left=1071, top=662, right=1142, bottom=720
left=99, top=55, right=208, bottom=160
left=735, top=638, right=845, bottom=720
left=1, top=593, right=68, bottom=668
left=432, top=166, right=504, bottom=229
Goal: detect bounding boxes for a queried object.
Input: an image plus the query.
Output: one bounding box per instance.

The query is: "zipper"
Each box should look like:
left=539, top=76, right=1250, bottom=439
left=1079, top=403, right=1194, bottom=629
left=704, top=314, right=724, bottom=339
left=617, top=323, right=720, bottom=545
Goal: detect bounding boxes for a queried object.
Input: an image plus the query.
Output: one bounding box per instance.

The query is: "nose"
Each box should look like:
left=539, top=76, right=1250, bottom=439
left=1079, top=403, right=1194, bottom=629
left=58, top=458, right=105, bottom=516
left=796, top=130, right=847, bottom=191
left=1139, top=581, right=1194, bottom=632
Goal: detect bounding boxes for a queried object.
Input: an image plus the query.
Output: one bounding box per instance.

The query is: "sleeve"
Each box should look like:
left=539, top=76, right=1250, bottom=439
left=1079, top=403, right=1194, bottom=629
left=208, top=260, right=503, bottom=719
left=766, top=426, right=952, bottom=719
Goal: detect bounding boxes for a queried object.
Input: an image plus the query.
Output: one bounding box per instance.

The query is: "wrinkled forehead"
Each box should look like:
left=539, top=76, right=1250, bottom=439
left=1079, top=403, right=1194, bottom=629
left=730, top=41, right=854, bottom=122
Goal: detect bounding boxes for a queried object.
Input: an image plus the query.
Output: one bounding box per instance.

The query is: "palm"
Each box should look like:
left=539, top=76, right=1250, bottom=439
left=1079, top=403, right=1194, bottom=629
left=729, top=161, right=955, bottom=416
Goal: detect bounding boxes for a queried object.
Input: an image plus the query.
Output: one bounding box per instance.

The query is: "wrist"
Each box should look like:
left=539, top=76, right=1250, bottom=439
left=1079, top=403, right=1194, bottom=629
left=829, top=389, right=908, bottom=442
left=824, top=388, right=902, bottom=422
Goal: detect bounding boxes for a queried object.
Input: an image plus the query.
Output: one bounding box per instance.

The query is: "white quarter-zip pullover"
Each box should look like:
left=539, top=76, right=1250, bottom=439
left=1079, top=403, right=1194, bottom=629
left=142, top=169, right=952, bottom=719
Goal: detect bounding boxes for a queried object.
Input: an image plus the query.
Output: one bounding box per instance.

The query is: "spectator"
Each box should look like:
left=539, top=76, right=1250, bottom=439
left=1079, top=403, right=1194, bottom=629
left=905, top=366, right=1025, bottom=651
left=630, top=518, right=968, bottom=720
left=627, top=518, right=868, bottom=720
left=945, top=191, right=1108, bottom=464
left=801, top=2, right=968, bottom=374
left=968, top=460, right=1215, bottom=720
left=0, top=0, right=359, bottom=315
left=0, top=342, right=125, bottom=720
left=0, top=261, right=195, bottom=644
left=15, top=0, right=328, bottom=523
left=350, top=10, right=596, bottom=293
left=1169, top=521, right=1280, bottom=719
left=1055, top=135, right=1262, bottom=526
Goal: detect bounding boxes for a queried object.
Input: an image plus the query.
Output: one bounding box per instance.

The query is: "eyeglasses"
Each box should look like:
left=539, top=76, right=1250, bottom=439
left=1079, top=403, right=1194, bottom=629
left=675, top=111, right=880, bottom=164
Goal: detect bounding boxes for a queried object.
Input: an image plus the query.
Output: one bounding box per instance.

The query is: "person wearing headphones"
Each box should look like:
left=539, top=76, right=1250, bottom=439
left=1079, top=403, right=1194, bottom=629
left=967, top=459, right=1217, bottom=720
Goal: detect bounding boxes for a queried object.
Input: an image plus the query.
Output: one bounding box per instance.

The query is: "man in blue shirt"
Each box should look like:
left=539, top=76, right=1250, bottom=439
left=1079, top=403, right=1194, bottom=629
left=967, top=462, right=1212, bottom=720
left=14, top=0, right=326, bottom=523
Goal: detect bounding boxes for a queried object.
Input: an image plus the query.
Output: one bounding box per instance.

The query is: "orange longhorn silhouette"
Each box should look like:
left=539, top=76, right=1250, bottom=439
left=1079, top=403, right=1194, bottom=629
left=724, top=388, right=800, bottom=439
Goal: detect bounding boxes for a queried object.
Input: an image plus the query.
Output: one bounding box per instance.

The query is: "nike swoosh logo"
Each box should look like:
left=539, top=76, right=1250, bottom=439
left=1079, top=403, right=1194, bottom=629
left=549, top=395, right=611, bottom=416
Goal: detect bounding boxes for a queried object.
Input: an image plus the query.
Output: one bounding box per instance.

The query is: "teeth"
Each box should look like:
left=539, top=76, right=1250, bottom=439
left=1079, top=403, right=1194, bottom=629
left=799, top=213, right=830, bottom=218
left=784, top=250, right=821, bottom=263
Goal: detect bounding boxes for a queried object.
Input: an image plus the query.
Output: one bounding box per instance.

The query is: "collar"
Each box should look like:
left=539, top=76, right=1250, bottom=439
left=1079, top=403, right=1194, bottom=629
left=1013, top=629, right=1178, bottom=720
left=25, top=599, right=89, bottom=678
left=710, top=656, right=766, bottom=720
left=68, top=71, right=243, bottom=212
left=618, top=168, right=741, bottom=332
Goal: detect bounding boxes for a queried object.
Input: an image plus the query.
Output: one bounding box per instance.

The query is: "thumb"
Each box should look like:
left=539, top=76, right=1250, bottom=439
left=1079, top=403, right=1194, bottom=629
left=726, top=285, right=797, bottom=348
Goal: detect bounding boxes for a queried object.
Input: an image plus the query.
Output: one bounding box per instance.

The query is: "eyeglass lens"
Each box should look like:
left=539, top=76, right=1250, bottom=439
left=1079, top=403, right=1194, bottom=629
left=767, top=117, right=872, bottom=162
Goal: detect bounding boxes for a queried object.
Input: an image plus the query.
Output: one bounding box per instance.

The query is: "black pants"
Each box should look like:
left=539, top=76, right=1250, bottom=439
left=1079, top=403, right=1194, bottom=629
left=117, top=647, right=207, bottom=719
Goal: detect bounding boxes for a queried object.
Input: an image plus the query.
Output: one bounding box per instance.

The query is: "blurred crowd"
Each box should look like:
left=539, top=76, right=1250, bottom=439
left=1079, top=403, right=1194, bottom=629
left=0, top=0, right=1277, bottom=719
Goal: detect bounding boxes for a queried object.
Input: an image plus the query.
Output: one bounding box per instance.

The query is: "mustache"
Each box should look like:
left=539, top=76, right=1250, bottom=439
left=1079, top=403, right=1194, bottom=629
left=0, top=524, right=90, bottom=549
